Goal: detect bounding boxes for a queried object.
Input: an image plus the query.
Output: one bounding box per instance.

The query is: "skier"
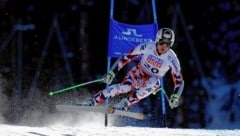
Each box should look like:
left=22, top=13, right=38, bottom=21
left=81, top=27, right=184, bottom=111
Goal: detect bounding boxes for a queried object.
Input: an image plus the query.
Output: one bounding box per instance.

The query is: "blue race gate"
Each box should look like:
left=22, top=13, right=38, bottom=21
left=105, top=0, right=167, bottom=127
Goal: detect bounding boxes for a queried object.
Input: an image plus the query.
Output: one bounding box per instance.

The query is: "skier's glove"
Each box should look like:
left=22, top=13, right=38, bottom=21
left=169, top=94, right=179, bottom=109
left=102, top=71, right=115, bottom=84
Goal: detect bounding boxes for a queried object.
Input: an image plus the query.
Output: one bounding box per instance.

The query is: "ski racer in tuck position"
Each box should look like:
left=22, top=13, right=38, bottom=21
left=81, top=27, right=184, bottom=111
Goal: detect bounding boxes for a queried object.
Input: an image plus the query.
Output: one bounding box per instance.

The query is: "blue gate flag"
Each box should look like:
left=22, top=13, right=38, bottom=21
left=108, top=19, right=158, bottom=58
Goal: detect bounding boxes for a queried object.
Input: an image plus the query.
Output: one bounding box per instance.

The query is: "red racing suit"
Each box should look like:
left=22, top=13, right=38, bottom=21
left=94, top=42, right=184, bottom=107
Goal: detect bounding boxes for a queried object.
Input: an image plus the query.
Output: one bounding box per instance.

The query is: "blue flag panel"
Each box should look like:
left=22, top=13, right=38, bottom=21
left=108, top=19, right=158, bottom=58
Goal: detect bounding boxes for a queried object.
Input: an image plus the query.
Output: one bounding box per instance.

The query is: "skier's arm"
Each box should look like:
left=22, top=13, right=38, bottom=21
left=103, top=43, right=145, bottom=84
left=169, top=58, right=184, bottom=109
left=117, top=43, right=148, bottom=71
left=107, top=52, right=139, bottom=75
left=171, top=71, right=184, bottom=97
left=168, top=55, right=184, bottom=97
left=112, top=43, right=147, bottom=72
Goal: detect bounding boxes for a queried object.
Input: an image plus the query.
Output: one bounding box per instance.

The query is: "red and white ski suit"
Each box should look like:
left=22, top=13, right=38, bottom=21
left=94, top=42, right=184, bottom=107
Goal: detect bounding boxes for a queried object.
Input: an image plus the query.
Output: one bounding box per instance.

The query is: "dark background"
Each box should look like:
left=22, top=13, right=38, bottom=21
left=0, top=0, right=239, bottom=128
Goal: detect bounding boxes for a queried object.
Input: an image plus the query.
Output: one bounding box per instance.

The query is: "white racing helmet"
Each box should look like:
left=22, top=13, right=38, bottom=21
left=155, top=28, right=175, bottom=47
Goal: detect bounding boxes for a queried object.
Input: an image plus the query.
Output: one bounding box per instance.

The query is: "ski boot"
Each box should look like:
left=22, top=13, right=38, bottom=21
left=111, top=98, right=130, bottom=112
left=78, top=98, right=96, bottom=106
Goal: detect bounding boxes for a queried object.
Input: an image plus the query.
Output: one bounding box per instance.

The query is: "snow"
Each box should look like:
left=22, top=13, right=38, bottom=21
left=0, top=108, right=239, bottom=136
left=0, top=49, right=240, bottom=135
left=0, top=124, right=240, bottom=136
left=0, top=71, right=240, bottom=135
left=1, top=74, right=240, bottom=136
left=0, top=105, right=239, bottom=136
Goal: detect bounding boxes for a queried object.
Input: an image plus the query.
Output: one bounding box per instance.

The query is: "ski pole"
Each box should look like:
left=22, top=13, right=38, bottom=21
left=160, top=88, right=170, bottom=103
left=48, top=78, right=103, bottom=96
left=153, top=88, right=170, bottom=103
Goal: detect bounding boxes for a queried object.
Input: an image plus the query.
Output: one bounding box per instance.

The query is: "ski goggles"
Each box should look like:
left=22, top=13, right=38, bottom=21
left=158, top=39, right=172, bottom=47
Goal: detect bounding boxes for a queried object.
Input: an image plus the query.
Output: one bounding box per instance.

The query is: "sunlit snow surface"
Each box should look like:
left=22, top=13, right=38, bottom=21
left=0, top=124, right=239, bottom=136
left=0, top=66, right=240, bottom=136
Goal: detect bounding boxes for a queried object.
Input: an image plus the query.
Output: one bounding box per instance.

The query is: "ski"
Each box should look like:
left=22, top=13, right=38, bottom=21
left=107, top=106, right=144, bottom=120
left=56, top=105, right=144, bottom=120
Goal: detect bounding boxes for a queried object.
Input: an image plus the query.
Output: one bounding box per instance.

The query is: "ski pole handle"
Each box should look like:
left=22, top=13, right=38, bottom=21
left=48, top=78, right=103, bottom=96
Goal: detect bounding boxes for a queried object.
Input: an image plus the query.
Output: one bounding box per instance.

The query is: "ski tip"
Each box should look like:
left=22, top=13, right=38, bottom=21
left=107, top=106, right=115, bottom=113
left=139, top=113, right=145, bottom=120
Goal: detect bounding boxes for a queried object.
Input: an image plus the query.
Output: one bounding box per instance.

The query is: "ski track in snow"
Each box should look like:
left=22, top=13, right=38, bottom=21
left=0, top=124, right=240, bottom=136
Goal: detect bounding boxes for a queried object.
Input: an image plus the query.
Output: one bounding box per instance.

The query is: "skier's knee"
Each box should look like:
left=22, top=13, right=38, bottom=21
left=127, top=92, right=140, bottom=106
left=94, top=91, right=107, bottom=104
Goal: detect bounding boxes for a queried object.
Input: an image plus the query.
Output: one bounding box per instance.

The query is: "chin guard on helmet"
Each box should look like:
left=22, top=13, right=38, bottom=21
left=156, top=28, right=175, bottom=47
